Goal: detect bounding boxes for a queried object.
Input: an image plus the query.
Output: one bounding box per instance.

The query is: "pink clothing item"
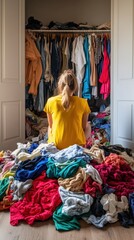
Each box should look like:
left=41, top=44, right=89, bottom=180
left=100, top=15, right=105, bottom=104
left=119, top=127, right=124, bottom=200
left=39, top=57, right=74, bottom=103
left=96, top=112, right=107, bottom=118
left=10, top=171, right=61, bottom=226
left=99, top=38, right=110, bottom=100
left=0, top=161, right=15, bottom=179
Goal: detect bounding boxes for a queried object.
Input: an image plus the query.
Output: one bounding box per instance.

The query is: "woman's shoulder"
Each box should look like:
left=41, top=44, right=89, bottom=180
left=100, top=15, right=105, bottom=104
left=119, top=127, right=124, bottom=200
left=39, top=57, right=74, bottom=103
left=73, top=96, right=88, bottom=104
left=47, top=95, right=61, bottom=103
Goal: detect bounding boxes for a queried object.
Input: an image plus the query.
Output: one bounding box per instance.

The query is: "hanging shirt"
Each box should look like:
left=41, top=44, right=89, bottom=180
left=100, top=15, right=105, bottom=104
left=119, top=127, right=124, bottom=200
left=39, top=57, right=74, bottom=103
left=71, top=36, right=86, bottom=96
left=44, top=95, right=91, bottom=149
left=25, top=32, right=42, bottom=96
left=82, top=35, right=91, bottom=99
left=99, top=37, right=110, bottom=100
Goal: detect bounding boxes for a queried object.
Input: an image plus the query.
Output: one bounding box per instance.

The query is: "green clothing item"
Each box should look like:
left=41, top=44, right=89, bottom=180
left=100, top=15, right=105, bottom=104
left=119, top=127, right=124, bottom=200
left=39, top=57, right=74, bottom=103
left=46, top=158, right=86, bottom=179
left=0, top=177, right=9, bottom=200
left=53, top=204, right=80, bottom=231
left=46, top=158, right=60, bottom=179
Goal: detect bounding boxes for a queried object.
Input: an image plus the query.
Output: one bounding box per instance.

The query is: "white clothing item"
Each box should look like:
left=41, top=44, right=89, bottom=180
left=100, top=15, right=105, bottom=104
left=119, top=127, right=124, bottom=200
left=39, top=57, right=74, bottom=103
left=17, top=143, right=58, bottom=161
left=84, top=164, right=103, bottom=184
left=101, top=193, right=128, bottom=214
left=11, top=179, right=33, bottom=201
left=71, top=36, right=86, bottom=96
left=59, top=186, right=93, bottom=216
left=92, top=86, right=98, bottom=98
left=11, top=142, right=31, bottom=157
left=71, top=37, right=77, bottom=72
left=44, top=36, right=54, bottom=84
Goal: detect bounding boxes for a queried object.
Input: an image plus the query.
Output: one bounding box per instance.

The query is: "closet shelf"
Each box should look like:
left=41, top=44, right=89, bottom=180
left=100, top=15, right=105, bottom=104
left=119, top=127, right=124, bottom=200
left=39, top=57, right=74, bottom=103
left=26, top=29, right=111, bottom=33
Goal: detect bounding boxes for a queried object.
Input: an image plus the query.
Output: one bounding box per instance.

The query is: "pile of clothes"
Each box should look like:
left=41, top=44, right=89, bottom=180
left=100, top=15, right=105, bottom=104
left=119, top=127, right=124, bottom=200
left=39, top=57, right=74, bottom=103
left=25, top=108, right=48, bottom=142
left=86, top=105, right=111, bottom=148
left=0, top=143, right=134, bottom=230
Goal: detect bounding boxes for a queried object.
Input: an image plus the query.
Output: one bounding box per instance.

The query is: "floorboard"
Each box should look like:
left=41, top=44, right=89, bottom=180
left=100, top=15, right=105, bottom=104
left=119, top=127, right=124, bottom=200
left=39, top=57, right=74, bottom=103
left=0, top=212, right=134, bottom=240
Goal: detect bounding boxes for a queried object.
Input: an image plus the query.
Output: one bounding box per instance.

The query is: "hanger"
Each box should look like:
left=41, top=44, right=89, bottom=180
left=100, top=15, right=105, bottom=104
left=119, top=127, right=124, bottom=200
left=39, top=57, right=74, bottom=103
left=26, top=30, right=37, bottom=40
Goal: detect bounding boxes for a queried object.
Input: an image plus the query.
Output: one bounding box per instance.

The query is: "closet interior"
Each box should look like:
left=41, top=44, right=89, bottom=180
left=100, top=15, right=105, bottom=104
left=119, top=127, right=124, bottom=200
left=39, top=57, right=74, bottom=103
left=25, top=0, right=111, bottom=147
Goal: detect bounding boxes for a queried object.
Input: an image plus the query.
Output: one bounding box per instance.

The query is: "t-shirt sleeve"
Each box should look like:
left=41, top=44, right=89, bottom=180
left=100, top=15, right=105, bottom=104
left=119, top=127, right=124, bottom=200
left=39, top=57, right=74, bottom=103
left=84, top=99, right=91, bottom=114
left=44, top=98, right=52, bottom=114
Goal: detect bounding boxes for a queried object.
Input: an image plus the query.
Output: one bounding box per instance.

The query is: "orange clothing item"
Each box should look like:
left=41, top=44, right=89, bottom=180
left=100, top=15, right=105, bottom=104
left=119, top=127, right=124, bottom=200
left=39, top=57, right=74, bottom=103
left=25, top=32, right=42, bottom=95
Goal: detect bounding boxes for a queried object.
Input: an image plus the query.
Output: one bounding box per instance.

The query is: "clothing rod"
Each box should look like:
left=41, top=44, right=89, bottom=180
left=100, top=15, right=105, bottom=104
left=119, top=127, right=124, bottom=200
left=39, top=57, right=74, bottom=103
left=26, top=29, right=111, bottom=33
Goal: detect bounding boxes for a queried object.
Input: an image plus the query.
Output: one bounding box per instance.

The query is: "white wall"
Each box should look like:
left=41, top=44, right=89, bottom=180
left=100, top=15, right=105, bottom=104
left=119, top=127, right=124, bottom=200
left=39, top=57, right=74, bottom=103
left=25, top=0, right=111, bottom=26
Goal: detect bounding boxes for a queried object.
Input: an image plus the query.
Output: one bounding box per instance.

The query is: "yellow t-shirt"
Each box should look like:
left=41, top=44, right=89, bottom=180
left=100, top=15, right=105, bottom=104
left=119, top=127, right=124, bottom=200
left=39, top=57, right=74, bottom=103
left=44, top=95, right=91, bottom=149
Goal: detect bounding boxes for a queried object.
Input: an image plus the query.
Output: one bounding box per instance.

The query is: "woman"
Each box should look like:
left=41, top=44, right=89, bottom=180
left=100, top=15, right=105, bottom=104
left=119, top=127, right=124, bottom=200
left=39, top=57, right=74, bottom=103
left=44, top=69, right=91, bottom=150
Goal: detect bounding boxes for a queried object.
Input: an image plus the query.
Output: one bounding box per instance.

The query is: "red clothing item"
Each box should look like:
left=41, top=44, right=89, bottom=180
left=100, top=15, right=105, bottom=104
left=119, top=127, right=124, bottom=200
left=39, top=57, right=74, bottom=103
left=10, top=171, right=61, bottom=225
left=93, top=153, right=134, bottom=199
left=83, top=176, right=102, bottom=198
left=99, top=38, right=110, bottom=100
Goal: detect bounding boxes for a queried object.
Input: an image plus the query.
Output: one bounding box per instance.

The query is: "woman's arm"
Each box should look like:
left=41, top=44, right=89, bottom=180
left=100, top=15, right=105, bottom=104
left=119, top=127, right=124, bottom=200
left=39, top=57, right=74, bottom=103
left=47, top=113, right=53, bottom=136
left=82, top=113, right=91, bottom=139
left=82, top=113, right=88, bottom=131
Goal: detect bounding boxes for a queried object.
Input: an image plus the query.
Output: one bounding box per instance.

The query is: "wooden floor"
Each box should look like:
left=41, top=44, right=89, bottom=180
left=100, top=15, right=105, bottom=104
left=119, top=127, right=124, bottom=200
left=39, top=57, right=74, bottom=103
left=0, top=212, right=134, bottom=240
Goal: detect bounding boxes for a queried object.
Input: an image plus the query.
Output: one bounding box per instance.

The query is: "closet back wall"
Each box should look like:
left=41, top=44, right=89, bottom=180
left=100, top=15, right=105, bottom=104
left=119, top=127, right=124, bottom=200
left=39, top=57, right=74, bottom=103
left=25, top=0, right=111, bottom=26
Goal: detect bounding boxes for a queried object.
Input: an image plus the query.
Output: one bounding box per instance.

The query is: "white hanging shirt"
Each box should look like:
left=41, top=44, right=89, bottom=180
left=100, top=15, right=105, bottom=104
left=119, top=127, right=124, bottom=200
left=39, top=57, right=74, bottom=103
left=71, top=36, right=86, bottom=96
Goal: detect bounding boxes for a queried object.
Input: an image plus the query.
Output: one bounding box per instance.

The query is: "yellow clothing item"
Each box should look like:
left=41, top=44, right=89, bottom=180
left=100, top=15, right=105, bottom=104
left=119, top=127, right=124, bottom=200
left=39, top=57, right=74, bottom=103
left=44, top=95, right=91, bottom=149
left=2, top=171, right=15, bottom=179
left=0, top=151, right=4, bottom=157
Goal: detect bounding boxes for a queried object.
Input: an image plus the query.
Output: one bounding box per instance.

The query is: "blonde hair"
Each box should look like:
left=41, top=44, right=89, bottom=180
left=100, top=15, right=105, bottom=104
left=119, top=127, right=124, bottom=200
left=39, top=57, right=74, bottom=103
left=58, top=69, right=78, bottom=109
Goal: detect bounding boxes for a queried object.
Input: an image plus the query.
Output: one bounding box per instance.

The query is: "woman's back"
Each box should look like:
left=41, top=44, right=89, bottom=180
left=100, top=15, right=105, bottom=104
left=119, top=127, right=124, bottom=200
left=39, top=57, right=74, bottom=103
left=44, top=95, right=90, bottom=149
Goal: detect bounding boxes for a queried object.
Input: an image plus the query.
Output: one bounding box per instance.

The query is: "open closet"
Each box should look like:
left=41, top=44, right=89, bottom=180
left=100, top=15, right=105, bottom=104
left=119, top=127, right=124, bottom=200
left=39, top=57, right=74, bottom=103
left=25, top=0, right=111, bottom=147
left=0, top=0, right=134, bottom=151
left=1, top=1, right=134, bottom=236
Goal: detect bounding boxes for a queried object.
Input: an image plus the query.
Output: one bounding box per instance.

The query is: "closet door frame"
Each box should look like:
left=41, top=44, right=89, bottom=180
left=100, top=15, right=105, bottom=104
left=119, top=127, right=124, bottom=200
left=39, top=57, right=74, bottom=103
left=111, top=0, right=134, bottom=150
left=0, top=0, right=25, bottom=151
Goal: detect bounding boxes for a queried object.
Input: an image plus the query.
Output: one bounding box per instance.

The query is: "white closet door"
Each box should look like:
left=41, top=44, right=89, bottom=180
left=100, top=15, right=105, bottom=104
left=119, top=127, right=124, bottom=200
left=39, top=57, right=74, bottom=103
left=111, top=0, right=134, bottom=150
left=0, top=0, right=25, bottom=151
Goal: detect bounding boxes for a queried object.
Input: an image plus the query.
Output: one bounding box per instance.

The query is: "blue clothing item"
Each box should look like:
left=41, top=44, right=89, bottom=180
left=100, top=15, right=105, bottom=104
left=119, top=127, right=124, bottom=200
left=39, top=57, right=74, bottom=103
left=51, top=38, right=60, bottom=89
left=129, top=193, right=134, bottom=218
left=35, top=38, right=40, bottom=52
left=82, top=214, right=108, bottom=228
left=37, top=78, right=45, bottom=111
left=102, top=184, right=115, bottom=194
left=107, top=38, right=111, bottom=57
left=50, top=144, right=91, bottom=163
left=118, top=211, right=134, bottom=228
left=100, top=123, right=111, bottom=141
left=92, top=118, right=107, bottom=128
left=82, top=35, right=92, bottom=99
left=100, top=104, right=106, bottom=112
left=14, top=156, right=48, bottom=181
left=40, top=35, right=46, bottom=78
left=27, top=143, right=39, bottom=154
left=34, top=36, right=45, bottom=111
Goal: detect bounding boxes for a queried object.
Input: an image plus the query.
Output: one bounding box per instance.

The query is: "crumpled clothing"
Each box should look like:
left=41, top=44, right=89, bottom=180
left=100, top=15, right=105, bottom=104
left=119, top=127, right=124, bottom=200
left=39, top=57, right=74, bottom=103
left=10, top=172, right=61, bottom=226
left=50, top=144, right=90, bottom=163
left=58, top=167, right=88, bottom=192
left=10, top=179, right=33, bottom=201
left=83, top=164, right=102, bottom=184
left=101, top=193, right=128, bottom=213
left=59, top=186, right=93, bottom=216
